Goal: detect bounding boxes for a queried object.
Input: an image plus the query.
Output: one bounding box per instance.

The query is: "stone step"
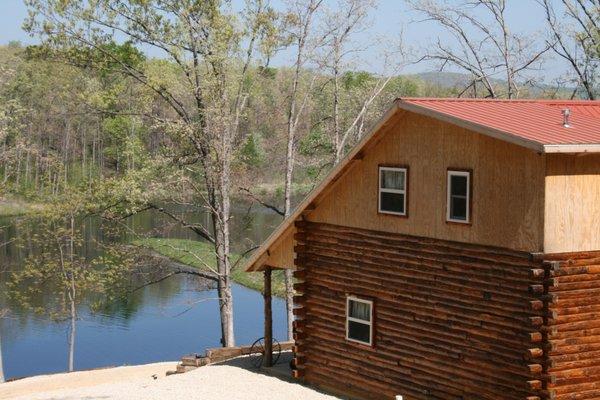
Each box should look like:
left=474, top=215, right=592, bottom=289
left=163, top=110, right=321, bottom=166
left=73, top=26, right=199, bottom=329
left=176, top=364, right=198, bottom=374
left=181, top=354, right=210, bottom=367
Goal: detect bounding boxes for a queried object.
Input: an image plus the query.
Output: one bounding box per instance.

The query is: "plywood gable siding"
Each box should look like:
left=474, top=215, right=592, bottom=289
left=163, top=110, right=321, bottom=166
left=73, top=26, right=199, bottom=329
left=544, top=154, right=600, bottom=253
left=246, top=109, right=407, bottom=271
left=308, top=112, right=546, bottom=252
left=263, top=224, right=295, bottom=269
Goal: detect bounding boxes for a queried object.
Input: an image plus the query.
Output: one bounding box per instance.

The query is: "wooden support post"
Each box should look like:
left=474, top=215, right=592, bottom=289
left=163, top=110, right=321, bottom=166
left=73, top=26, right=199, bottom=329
left=264, top=266, right=273, bottom=368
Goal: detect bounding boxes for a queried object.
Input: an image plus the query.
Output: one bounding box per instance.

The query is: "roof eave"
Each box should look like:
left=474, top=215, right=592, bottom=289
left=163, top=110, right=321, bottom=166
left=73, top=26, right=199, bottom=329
left=543, top=144, right=600, bottom=153
left=244, top=101, right=403, bottom=272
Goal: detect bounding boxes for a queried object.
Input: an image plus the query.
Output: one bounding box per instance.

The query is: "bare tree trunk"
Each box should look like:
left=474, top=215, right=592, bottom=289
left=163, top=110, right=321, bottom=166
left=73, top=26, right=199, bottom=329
left=281, top=0, right=323, bottom=341
left=283, top=88, right=297, bottom=342
left=333, top=52, right=342, bottom=164
left=333, top=64, right=344, bottom=164
left=0, top=331, right=5, bottom=383
left=63, top=118, right=70, bottom=188
left=209, top=148, right=235, bottom=347
left=283, top=264, right=294, bottom=342
left=213, top=217, right=235, bottom=347
left=283, top=43, right=302, bottom=344
left=15, top=148, right=21, bottom=188
left=68, top=294, right=76, bottom=372
left=67, top=215, right=76, bottom=372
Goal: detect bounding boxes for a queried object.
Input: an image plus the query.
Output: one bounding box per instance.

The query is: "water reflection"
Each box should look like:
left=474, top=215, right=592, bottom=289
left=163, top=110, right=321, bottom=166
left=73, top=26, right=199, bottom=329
left=0, top=202, right=285, bottom=380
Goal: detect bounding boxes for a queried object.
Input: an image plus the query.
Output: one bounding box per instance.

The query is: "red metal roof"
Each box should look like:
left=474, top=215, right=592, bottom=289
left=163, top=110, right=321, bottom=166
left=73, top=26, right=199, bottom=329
left=398, top=98, right=600, bottom=149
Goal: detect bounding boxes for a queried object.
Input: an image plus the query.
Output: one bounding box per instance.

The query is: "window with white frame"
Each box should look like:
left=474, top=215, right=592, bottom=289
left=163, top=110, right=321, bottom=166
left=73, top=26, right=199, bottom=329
left=447, top=170, right=471, bottom=223
left=378, top=166, right=407, bottom=215
left=346, top=296, right=373, bottom=345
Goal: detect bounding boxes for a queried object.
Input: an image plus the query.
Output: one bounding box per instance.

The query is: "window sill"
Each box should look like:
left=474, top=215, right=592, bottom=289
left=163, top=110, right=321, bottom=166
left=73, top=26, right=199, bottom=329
left=345, top=337, right=375, bottom=349
left=446, top=219, right=472, bottom=226
left=378, top=210, right=409, bottom=218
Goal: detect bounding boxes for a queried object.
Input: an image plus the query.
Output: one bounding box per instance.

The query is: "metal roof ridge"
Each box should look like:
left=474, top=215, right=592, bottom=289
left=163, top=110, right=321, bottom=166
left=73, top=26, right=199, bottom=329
left=396, top=97, right=600, bottom=105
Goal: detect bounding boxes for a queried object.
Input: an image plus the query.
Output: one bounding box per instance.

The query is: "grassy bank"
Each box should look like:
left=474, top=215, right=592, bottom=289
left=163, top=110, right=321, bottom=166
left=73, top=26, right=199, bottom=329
left=0, top=198, right=46, bottom=217
left=134, top=238, right=286, bottom=297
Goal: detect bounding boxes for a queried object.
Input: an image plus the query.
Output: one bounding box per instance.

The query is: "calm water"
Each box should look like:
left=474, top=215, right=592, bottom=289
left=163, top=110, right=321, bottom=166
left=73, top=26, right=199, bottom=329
left=0, top=203, right=286, bottom=380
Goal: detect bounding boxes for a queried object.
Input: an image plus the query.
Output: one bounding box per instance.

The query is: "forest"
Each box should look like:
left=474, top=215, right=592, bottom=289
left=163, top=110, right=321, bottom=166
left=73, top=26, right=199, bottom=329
left=0, top=0, right=598, bottom=379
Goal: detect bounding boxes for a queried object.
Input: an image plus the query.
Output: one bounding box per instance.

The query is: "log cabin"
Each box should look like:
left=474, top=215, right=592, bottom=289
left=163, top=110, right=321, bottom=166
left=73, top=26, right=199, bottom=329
left=244, top=98, right=600, bottom=400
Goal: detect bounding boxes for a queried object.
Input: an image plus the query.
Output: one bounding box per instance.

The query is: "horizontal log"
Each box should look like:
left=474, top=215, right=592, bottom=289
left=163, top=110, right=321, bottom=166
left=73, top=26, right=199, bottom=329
left=292, top=282, right=306, bottom=293
left=293, top=270, right=306, bottom=280
left=304, top=241, right=538, bottom=293
left=292, top=307, right=306, bottom=318
left=528, top=364, right=543, bottom=374
left=292, top=369, right=304, bottom=379
left=526, top=348, right=544, bottom=360
left=294, top=222, right=549, bottom=400
left=545, top=257, right=600, bottom=398
left=304, top=291, right=537, bottom=355
left=305, top=232, right=537, bottom=284
left=305, top=316, right=535, bottom=378
left=308, top=221, right=533, bottom=263
left=528, top=380, right=542, bottom=390
left=531, top=269, right=546, bottom=278
left=305, top=258, right=539, bottom=320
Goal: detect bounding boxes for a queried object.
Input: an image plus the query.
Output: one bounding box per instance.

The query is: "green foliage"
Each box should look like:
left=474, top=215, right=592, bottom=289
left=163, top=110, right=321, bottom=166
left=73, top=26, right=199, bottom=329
left=102, top=115, right=148, bottom=171
left=239, top=132, right=265, bottom=167
left=258, top=66, right=277, bottom=79
left=298, top=129, right=333, bottom=156
left=135, top=238, right=286, bottom=297
left=6, top=193, right=135, bottom=319
left=386, top=76, right=422, bottom=97
left=25, top=41, right=146, bottom=78
left=305, top=165, right=322, bottom=181
left=342, top=71, right=375, bottom=90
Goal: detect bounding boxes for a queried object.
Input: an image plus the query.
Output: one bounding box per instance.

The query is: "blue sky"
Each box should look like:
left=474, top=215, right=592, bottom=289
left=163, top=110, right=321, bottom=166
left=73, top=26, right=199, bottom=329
left=0, top=0, right=561, bottom=78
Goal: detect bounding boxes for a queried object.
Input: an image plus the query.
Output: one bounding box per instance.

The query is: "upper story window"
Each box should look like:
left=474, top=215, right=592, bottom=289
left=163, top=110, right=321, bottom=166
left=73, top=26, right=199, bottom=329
left=346, top=296, right=373, bottom=346
left=378, top=166, right=407, bottom=216
left=447, top=170, right=471, bottom=223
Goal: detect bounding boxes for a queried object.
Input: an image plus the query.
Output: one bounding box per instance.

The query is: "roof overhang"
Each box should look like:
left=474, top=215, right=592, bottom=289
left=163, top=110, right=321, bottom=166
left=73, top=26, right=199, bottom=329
left=397, top=99, right=600, bottom=154
left=543, top=144, right=600, bottom=153
left=244, top=102, right=403, bottom=272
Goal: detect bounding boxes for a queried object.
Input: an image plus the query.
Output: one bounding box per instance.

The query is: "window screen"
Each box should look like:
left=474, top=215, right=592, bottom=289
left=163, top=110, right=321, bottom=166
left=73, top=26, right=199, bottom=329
left=379, top=167, right=407, bottom=215
left=447, top=171, right=470, bottom=222
left=346, top=297, right=373, bottom=345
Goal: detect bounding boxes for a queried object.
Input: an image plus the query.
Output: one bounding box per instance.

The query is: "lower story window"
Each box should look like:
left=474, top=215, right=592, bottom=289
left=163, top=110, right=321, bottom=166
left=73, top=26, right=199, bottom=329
left=346, top=296, right=373, bottom=345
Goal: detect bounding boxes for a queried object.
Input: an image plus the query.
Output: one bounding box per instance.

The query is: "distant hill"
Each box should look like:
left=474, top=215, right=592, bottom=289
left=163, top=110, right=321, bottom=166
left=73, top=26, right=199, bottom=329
left=412, top=71, right=488, bottom=88
left=405, top=71, right=572, bottom=98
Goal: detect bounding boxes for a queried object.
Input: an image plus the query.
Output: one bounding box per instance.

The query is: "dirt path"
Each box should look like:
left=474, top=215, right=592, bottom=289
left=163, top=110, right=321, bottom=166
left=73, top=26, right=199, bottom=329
left=0, top=362, right=177, bottom=399
left=0, top=362, right=341, bottom=400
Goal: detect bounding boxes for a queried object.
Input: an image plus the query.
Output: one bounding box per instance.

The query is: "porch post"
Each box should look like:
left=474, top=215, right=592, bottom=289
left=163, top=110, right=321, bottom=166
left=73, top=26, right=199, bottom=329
left=263, top=266, right=273, bottom=367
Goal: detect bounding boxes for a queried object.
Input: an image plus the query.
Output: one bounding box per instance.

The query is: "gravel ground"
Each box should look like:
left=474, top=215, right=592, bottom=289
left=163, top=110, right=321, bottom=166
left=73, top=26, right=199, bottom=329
left=1, top=362, right=341, bottom=400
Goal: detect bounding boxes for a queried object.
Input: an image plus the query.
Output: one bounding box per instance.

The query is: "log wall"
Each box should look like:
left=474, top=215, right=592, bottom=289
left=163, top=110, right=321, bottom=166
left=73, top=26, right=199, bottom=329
left=292, top=221, right=547, bottom=400
left=542, top=252, right=600, bottom=400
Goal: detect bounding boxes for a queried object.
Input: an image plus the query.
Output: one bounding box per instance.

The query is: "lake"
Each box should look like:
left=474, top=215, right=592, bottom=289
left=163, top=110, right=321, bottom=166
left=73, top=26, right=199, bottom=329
left=0, top=203, right=287, bottom=380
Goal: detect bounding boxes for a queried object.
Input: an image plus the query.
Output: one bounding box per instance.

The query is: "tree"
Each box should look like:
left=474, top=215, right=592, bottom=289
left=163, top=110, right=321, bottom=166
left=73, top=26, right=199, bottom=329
left=539, top=0, right=599, bottom=99
left=318, top=0, right=406, bottom=164
left=25, top=0, right=277, bottom=348
left=407, top=0, right=550, bottom=98
left=320, top=0, right=376, bottom=163
left=280, top=0, right=325, bottom=340
left=6, top=195, right=131, bottom=372
left=0, top=229, right=12, bottom=383
left=0, top=310, right=5, bottom=383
